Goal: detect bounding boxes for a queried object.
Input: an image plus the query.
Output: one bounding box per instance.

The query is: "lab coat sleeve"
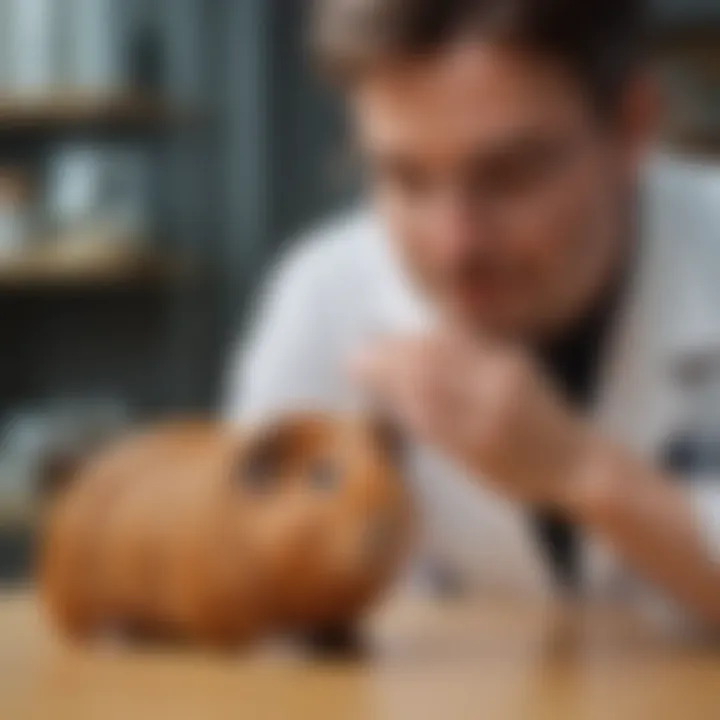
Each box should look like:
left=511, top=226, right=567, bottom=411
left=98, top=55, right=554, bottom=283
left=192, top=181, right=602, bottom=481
left=224, top=242, right=347, bottom=423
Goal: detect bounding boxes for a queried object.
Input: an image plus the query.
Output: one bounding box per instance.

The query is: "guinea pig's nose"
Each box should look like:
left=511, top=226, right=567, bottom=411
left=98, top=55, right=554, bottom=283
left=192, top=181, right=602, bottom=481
left=292, top=513, right=325, bottom=554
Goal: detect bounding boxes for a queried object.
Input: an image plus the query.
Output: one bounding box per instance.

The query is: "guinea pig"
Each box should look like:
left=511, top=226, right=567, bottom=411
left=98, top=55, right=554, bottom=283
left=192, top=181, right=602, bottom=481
left=40, top=414, right=412, bottom=649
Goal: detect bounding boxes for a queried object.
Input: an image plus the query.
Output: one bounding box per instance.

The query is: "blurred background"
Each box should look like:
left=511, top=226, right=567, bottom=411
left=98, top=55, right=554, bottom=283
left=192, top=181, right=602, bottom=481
left=0, top=0, right=718, bottom=581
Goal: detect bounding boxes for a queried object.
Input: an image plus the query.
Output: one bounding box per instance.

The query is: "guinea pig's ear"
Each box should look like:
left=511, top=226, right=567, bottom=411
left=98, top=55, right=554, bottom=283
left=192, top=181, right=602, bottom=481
left=368, top=415, right=405, bottom=467
left=236, top=421, right=297, bottom=493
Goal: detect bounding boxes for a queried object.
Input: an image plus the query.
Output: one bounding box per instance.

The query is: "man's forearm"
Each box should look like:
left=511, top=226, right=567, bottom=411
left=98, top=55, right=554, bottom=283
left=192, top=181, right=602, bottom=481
left=567, top=438, right=720, bottom=626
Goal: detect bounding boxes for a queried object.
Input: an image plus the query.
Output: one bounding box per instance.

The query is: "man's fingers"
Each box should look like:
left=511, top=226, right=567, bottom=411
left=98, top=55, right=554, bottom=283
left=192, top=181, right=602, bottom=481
left=350, top=338, right=450, bottom=431
left=347, top=332, right=504, bottom=455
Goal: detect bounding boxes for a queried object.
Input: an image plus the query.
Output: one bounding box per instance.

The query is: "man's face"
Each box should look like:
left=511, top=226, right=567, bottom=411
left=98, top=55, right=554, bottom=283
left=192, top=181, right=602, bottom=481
left=351, top=43, right=649, bottom=340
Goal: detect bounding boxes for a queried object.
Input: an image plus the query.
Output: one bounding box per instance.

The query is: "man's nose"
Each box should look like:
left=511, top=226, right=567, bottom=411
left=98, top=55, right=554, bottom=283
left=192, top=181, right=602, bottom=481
left=427, top=189, right=492, bottom=261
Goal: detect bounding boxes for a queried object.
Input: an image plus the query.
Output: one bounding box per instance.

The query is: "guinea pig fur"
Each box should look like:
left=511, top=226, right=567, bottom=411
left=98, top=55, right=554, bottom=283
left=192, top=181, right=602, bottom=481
left=40, top=414, right=412, bottom=649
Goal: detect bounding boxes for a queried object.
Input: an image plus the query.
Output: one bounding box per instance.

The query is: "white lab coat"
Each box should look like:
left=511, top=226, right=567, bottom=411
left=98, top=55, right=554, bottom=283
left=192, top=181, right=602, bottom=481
left=226, top=154, right=720, bottom=608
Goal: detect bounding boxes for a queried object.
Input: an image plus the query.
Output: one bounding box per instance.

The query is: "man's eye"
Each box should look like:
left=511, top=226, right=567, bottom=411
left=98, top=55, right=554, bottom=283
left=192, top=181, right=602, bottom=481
left=480, top=143, right=568, bottom=199
left=309, top=460, right=341, bottom=492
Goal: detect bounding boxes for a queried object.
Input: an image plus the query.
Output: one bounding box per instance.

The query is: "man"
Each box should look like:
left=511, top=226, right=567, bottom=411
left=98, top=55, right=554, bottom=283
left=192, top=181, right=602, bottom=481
left=227, top=0, right=720, bottom=625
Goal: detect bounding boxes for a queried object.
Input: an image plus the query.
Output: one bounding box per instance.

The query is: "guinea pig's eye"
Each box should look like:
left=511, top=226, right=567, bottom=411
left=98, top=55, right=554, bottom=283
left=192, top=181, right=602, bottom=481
left=238, top=452, right=280, bottom=495
left=309, top=459, right=341, bottom=492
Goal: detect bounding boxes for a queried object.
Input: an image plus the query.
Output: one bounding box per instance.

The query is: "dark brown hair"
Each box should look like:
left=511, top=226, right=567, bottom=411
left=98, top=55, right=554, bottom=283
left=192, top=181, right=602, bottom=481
left=313, top=0, right=648, bottom=114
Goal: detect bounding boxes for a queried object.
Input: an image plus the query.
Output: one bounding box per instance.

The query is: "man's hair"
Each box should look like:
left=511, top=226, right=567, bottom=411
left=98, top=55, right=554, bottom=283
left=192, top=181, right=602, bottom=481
left=313, top=0, right=649, bottom=114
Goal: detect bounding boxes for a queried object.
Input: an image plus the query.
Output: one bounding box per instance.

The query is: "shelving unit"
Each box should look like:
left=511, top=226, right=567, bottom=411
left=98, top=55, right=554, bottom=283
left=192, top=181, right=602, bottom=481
left=0, top=1, right=215, bottom=584
left=0, top=86, right=202, bottom=416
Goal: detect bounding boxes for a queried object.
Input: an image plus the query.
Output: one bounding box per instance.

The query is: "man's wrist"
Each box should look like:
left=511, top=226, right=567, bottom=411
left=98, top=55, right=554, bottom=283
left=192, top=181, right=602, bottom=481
left=559, top=432, right=629, bottom=527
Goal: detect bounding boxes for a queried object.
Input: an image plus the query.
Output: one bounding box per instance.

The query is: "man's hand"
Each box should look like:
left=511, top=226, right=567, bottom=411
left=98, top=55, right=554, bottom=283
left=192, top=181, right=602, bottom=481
left=351, top=332, right=593, bottom=509
left=352, top=333, right=720, bottom=627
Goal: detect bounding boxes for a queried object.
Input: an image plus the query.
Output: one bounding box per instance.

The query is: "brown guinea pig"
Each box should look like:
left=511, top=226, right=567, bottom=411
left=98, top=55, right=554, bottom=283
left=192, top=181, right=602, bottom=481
left=40, top=414, right=412, bottom=649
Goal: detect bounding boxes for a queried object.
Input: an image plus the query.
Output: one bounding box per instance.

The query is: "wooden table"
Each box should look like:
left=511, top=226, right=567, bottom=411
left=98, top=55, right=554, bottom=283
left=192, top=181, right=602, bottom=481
left=2, top=590, right=720, bottom=720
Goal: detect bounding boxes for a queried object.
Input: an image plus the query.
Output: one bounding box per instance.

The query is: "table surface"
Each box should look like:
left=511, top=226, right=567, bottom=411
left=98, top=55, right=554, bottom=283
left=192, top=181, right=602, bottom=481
left=2, top=590, right=720, bottom=720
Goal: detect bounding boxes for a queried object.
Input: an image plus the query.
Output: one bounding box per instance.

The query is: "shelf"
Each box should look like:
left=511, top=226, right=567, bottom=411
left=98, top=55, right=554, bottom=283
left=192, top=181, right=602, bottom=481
left=0, top=246, right=191, bottom=290
left=0, top=91, right=191, bottom=137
